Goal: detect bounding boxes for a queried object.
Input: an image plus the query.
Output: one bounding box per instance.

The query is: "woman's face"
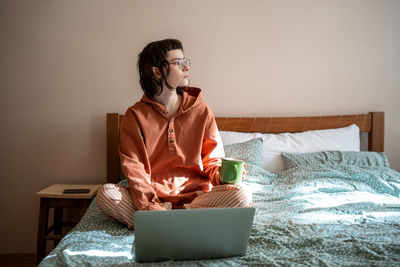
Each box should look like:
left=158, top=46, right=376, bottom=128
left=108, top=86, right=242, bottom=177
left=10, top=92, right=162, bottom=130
left=164, top=49, right=190, bottom=89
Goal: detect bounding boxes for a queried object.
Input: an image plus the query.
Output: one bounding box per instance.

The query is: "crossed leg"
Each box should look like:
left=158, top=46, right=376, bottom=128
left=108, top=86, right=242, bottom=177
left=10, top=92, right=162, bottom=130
left=96, top=183, right=252, bottom=229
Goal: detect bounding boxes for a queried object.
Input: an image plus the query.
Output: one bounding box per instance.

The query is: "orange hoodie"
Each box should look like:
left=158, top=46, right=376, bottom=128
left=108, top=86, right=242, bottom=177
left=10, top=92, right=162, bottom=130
left=119, top=87, right=224, bottom=210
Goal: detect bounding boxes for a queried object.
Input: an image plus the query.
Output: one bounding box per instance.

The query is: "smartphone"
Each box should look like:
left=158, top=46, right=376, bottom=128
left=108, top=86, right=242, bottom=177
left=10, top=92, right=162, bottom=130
left=62, top=188, right=91, bottom=194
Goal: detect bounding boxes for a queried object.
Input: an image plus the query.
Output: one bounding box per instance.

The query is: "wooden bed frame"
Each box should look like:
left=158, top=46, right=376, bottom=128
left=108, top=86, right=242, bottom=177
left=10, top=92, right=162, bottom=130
left=106, top=112, right=384, bottom=184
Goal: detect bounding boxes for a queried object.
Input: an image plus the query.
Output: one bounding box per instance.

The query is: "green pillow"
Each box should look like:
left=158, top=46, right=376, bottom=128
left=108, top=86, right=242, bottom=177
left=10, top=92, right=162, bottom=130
left=282, top=151, right=390, bottom=169
left=224, top=138, right=265, bottom=177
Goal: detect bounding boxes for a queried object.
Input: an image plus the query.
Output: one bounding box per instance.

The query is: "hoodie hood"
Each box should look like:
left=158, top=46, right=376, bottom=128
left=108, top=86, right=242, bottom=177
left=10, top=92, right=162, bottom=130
left=180, top=87, right=202, bottom=112
left=140, top=87, right=203, bottom=115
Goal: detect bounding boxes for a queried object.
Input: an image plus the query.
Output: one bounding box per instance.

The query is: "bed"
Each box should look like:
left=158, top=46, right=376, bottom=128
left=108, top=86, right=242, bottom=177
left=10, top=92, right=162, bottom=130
left=39, top=111, right=400, bottom=266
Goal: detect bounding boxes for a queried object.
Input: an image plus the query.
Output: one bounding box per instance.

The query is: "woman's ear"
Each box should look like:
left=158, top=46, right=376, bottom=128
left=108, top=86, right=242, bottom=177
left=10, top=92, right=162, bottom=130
left=152, top=67, right=162, bottom=79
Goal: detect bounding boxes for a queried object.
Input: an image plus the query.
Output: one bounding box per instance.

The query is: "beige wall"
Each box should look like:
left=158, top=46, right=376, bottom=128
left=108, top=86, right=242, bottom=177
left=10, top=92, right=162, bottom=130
left=0, top=0, right=399, bottom=253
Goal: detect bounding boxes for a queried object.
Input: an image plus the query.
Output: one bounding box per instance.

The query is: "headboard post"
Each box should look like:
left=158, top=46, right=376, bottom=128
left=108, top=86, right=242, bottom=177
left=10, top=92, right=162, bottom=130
left=369, top=112, right=384, bottom=152
left=107, top=113, right=120, bottom=184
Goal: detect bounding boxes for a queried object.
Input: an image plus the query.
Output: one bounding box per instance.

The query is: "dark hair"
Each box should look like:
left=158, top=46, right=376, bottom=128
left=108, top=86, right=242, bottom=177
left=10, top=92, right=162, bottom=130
left=137, top=39, right=184, bottom=98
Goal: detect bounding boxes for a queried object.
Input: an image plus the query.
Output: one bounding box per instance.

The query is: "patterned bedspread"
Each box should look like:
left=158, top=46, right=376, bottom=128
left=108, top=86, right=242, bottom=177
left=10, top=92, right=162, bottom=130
left=39, top=164, right=400, bottom=266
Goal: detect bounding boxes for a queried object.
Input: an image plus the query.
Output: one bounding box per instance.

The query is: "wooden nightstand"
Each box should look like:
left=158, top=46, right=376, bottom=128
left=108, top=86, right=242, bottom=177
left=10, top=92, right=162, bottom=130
left=36, top=184, right=102, bottom=264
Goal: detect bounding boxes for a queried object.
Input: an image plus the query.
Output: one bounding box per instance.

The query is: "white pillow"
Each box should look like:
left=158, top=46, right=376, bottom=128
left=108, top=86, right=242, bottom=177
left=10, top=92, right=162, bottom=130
left=220, top=124, right=360, bottom=172
left=218, top=131, right=256, bottom=145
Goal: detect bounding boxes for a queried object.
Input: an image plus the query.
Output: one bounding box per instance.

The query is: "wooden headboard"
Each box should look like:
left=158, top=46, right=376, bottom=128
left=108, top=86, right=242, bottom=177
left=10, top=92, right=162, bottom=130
left=106, top=112, right=384, bottom=183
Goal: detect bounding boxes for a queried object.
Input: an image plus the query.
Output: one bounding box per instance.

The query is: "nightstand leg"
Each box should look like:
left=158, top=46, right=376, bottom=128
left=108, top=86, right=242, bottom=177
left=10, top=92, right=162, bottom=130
left=37, top=198, right=49, bottom=264
left=54, top=207, right=63, bottom=246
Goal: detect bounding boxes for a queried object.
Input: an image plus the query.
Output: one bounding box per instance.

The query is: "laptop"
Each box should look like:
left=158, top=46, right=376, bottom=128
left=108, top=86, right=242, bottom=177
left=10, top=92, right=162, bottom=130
left=134, top=207, right=255, bottom=262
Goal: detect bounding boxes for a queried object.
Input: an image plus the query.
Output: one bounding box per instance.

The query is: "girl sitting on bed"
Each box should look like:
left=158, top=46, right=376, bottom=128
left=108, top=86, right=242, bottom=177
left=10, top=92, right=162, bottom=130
left=96, top=38, right=252, bottom=229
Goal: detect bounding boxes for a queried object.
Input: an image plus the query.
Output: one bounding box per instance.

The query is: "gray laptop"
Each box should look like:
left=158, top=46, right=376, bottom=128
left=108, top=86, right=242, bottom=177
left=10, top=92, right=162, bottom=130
left=134, top=207, right=255, bottom=262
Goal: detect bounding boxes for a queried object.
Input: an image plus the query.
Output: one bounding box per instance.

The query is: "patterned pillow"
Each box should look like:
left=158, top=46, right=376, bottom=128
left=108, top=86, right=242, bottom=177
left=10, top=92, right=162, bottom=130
left=282, top=151, right=390, bottom=169
left=223, top=138, right=265, bottom=177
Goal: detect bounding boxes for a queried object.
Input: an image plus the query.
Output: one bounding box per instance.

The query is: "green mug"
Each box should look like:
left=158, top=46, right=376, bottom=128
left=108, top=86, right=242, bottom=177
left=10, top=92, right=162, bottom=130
left=220, top=158, right=245, bottom=184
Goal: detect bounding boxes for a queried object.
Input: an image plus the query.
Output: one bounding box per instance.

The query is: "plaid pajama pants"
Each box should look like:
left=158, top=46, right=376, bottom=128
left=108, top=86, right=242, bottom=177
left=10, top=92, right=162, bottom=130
left=96, top=183, right=252, bottom=229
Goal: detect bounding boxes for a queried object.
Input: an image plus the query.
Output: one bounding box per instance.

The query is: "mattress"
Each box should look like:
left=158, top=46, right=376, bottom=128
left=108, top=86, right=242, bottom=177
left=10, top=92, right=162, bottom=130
left=39, top=163, right=400, bottom=266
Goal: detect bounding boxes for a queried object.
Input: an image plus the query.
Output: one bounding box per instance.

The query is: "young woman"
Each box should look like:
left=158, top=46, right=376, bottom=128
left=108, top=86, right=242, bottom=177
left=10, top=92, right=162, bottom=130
left=96, top=39, right=251, bottom=228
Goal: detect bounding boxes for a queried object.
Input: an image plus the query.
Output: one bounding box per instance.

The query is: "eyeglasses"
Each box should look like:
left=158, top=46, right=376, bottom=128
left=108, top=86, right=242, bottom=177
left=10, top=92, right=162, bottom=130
left=168, top=58, right=191, bottom=70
